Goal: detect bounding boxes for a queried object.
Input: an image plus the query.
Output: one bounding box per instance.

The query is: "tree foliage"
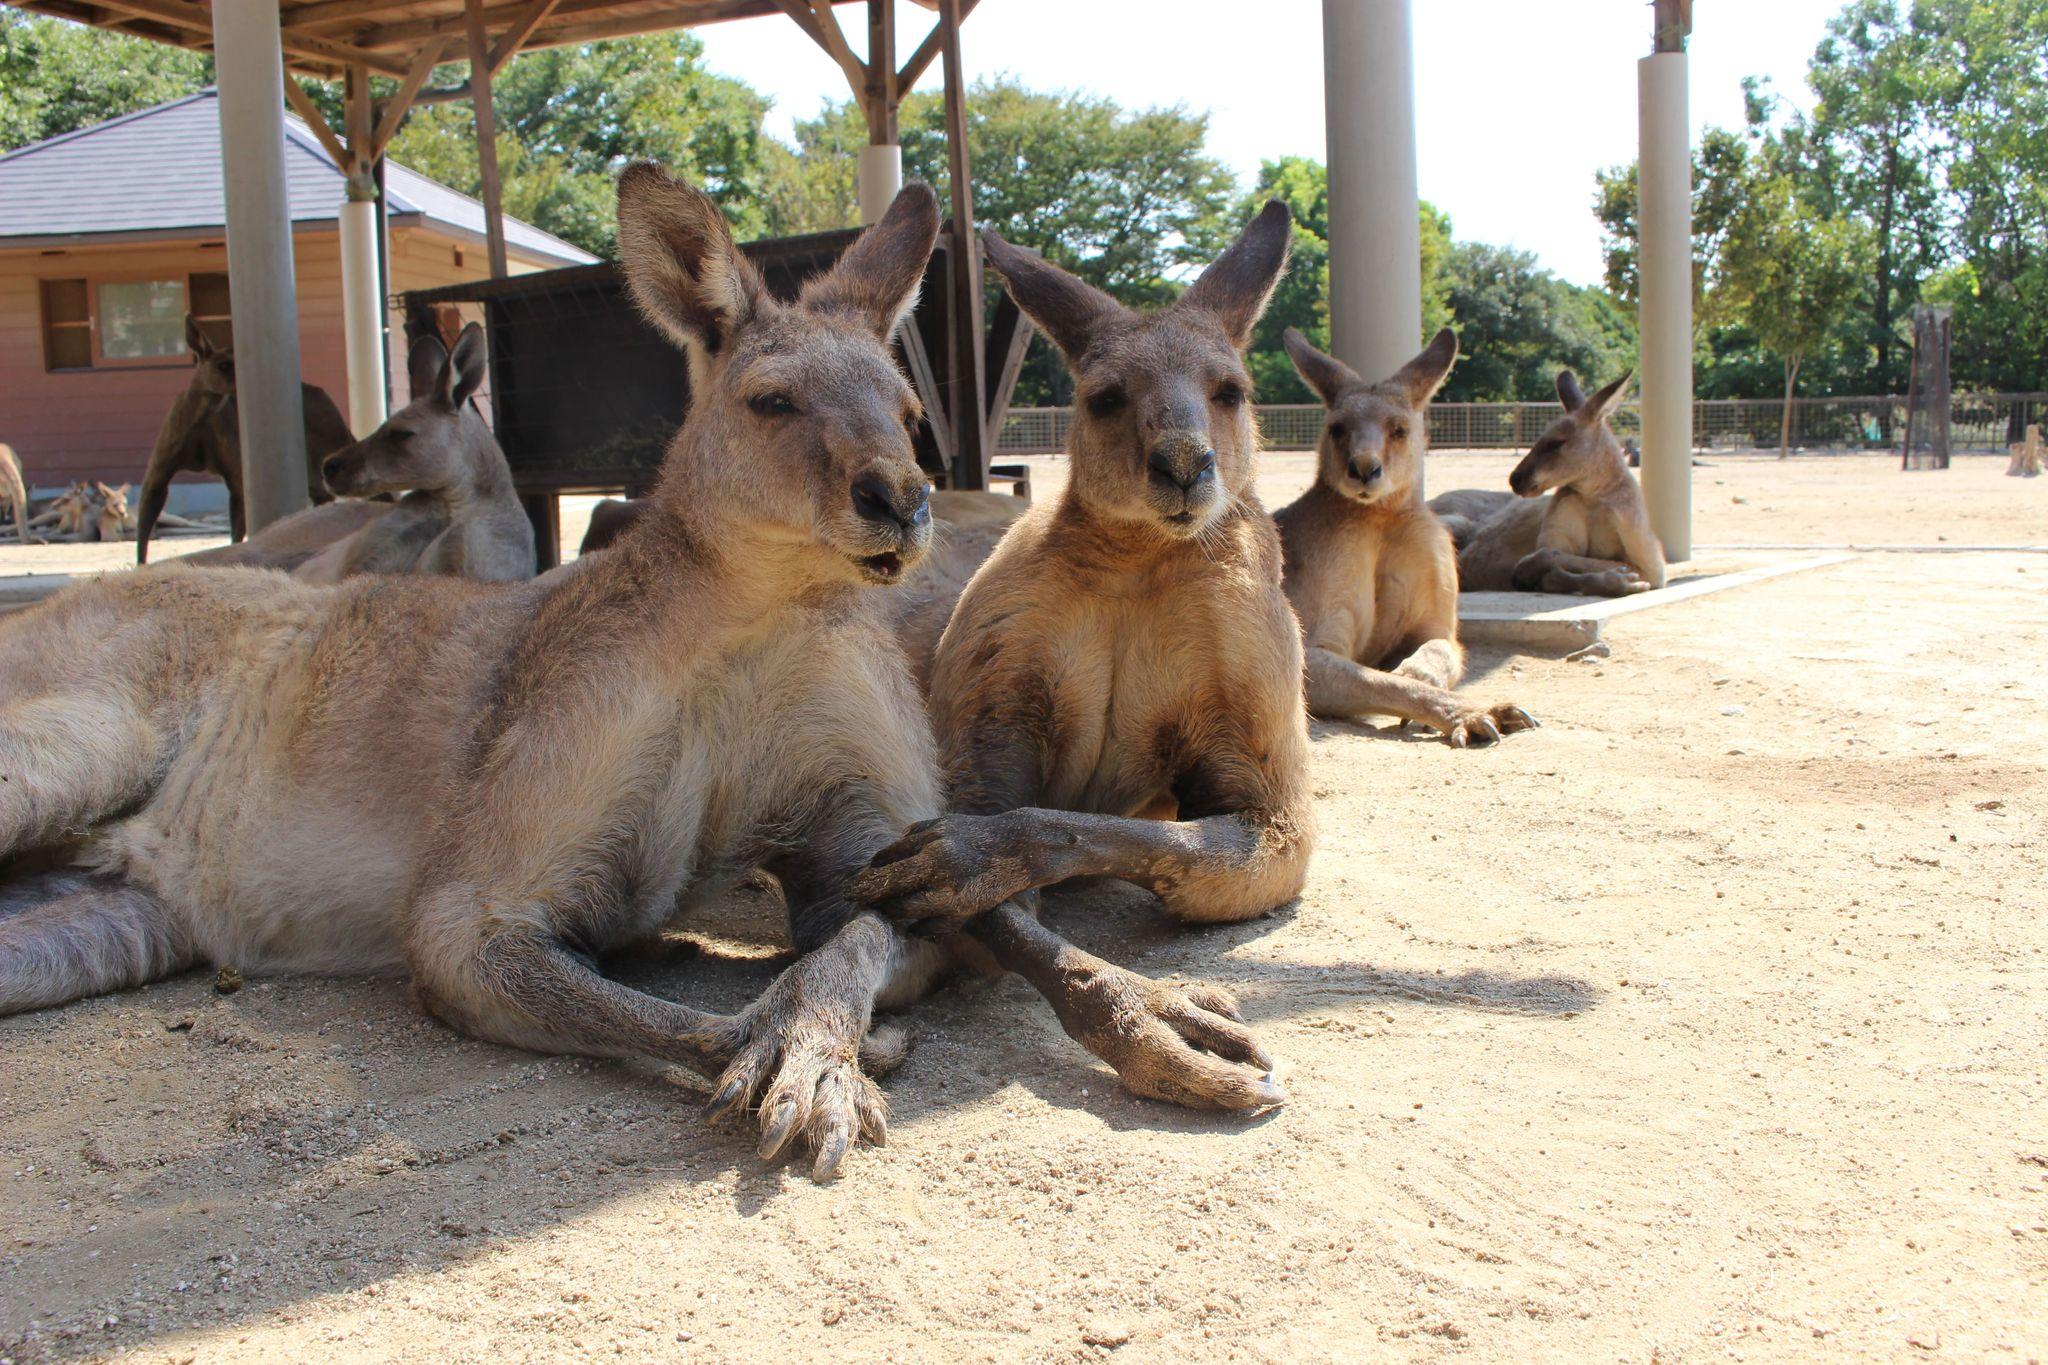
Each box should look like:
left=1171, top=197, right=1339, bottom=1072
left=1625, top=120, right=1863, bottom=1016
left=0, top=12, right=210, bottom=151
left=381, top=33, right=770, bottom=256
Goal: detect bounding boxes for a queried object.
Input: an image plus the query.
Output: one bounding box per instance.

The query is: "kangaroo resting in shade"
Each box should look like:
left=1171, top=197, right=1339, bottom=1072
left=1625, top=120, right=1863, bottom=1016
left=0, top=167, right=951, bottom=1182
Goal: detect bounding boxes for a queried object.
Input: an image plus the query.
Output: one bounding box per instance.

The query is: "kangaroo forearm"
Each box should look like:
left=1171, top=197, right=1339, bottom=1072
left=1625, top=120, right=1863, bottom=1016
left=976, top=803, right=1309, bottom=923
left=967, top=897, right=1091, bottom=999
left=1304, top=646, right=1459, bottom=727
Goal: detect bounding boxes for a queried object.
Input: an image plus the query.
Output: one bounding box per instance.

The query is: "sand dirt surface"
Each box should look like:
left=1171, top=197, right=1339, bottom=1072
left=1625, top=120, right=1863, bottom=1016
left=2, top=456, right=2046, bottom=1362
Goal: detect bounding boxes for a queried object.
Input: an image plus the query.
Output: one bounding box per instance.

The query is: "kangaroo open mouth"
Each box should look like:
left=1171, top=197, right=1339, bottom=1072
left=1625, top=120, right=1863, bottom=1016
left=858, top=550, right=905, bottom=581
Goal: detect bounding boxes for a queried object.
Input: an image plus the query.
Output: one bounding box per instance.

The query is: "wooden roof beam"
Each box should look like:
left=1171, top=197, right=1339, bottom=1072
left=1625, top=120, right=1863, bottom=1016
left=896, top=0, right=973, bottom=93
left=281, top=63, right=352, bottom=168
left=369, top=37, right=449, bottom=157
left=486, top=0, right=561, bottom=72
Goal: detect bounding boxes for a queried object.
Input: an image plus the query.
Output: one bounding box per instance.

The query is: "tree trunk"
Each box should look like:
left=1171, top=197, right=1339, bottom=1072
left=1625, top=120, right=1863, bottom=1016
left=1779, top=353, right=1801, bottom=459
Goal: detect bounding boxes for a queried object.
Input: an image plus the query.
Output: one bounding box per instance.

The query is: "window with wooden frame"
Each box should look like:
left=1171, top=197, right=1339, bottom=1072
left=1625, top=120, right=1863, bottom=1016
left=38, top=271, right=234, bottom=371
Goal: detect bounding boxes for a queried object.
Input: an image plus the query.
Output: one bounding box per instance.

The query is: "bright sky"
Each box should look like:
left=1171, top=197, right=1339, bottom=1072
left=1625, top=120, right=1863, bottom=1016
left=695, top=0, right=1846, bottom=288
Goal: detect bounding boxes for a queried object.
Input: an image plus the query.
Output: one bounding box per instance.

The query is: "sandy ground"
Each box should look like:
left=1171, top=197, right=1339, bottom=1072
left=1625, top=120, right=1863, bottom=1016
left=2, top=455, right=2046, bottom=1362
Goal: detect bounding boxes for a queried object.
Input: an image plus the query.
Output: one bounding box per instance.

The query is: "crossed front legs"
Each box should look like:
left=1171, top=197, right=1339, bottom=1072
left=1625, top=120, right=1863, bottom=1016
left=851, top=803, right=1311, bottom=1111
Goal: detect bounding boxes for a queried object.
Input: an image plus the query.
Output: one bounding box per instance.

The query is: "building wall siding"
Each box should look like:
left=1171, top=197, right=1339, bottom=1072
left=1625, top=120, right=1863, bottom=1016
left=0, top=225, right=520, bottom=492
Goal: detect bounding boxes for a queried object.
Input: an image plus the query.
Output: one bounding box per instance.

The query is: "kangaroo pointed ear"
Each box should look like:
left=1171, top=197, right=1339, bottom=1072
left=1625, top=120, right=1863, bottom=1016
left=1584, top=369, right=1635, bottom=423
left=615, top=161, right=765, bottom=357
left=1389, top=327, right=1459, bottom=407
left=803, top=182, right=940, bottom=340
left=1178, top=200, right=1292, bottom=349
left=981, top=229, right=1124, bottom=360
left=408, top=333, right=451, bottom=404
left=448, top=322, right=488, bottom=406
left=1282, top=327, right=1359, bottom=406
left=1556, top=370, right=1586, bottom=412
left=185, top=315, right=213, bottom=361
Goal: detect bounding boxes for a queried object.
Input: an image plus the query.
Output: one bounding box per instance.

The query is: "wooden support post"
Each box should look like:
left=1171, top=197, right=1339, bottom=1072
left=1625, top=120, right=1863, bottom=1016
left=857, top=0, right=900, bottom=224
left=937, top=0, right=986, bottom=489
left=465, top=0, right=509, bottom=279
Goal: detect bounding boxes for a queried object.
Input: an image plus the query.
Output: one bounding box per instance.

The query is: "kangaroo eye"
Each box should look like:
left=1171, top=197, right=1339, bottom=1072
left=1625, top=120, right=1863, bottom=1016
left=1389, top=423, right=1408, bottom=441
left=1086, top=386, right=1126, bottom=418
left=217, top=360, right=235, bottom=379
left=903, top=410, right=921, bottom=436
left=1327, top=421, right=1347, bottom=442
left=750, top=393, right=798, bottom=418
left=388, top=428, right=413, bottom=443
left=1212, top=382, right=1245, bottom=408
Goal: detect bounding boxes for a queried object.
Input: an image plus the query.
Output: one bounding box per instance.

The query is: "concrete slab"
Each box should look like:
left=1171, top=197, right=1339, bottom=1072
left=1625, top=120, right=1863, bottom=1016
left=1458, top=552, right=1856, bottom=651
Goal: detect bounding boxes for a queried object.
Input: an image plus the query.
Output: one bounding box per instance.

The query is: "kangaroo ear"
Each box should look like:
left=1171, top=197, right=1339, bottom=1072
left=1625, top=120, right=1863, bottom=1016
left=1556, top=370, right=1586, bottom=412
left=1584, top=369, right=1635, bottom=423
left=803, top=182, right=940, bottom=340
left=1388, top=327, right=1459, bottom=407
left=981, top=229, right=1124, bottom=361
left=186, top=315, right=213, bottom=361
left=448, top=322, right=488, bottom=406
left=615, top=161, right=766, bottom=357
left=1282, top=327, right=1359, bottom=406
left=408, top=333, right=451, bottom=404
left=1178, top=200, right=1292, bottom=349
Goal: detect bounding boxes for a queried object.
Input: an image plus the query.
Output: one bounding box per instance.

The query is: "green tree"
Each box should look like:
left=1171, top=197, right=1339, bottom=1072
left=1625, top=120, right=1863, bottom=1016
left=762, top=79, right=1236, bottom=405
left=1227, top=156, right=1452, bottom=402
left=1594, top=123, right=1752, bottom=310
left=1801, top=3, right=1948, bottom=390
left=1717, top=167, right=1870, bottom=455
left=1438, top=241, right=1636, bottom=402
left=0, top=12, right=210, bottom=151
left=381, top=32, right=770, bottom=256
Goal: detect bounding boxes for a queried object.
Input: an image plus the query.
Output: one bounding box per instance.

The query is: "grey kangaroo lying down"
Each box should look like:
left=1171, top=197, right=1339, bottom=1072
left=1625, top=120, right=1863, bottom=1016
left=0, top=166, right=950, bottom=1181
left=183, top=325, right=534, bottom=584
left=1431, top=369, right=1667, bottom=596
left=852, top=203, right=1318, bottom=1111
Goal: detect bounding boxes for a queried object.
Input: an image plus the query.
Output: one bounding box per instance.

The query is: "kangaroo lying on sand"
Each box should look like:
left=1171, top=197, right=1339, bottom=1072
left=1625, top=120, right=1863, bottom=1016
left=1273, top=328, right=1535, bottom=747
left=190, top=326, right=534, bottom=584
left=0, top=167, right=948, bottom=1180
left=135, top=316, right=355, bottom=564
left=1, top=443, right=36, bottom=544
left=1431, top=370, right=1666, bottom=596
left=853, top=204, right=1315, bottom=1111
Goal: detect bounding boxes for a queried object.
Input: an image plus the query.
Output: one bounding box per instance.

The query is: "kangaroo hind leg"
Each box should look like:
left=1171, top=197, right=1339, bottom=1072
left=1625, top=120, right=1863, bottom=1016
left=0, top=873, right=195, bottom=1015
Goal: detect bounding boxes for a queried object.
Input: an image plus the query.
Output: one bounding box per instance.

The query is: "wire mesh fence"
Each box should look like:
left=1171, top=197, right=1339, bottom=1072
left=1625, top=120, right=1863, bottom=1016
left=992, top=394, right=2048, bottom=455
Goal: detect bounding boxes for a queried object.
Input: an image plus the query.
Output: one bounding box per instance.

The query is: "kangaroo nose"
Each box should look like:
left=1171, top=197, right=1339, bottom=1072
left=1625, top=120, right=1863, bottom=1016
left=1148, top=445, right=1216, bottom=492
left=851, top=471, right=928, bottom=530
left=1349, top=457, right=1383, bottom=486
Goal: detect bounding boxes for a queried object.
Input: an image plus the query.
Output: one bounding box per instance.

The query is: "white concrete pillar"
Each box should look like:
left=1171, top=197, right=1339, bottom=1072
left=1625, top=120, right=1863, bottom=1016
left=1638, top=50, right=1694, bottom=560
left=339, top=196, right=386, bottom=436
left=857, top=143, right=903, bottom=226
left=213, top=0, right=309, bottom=528
left=1322, top=0, right=1421, bottom=385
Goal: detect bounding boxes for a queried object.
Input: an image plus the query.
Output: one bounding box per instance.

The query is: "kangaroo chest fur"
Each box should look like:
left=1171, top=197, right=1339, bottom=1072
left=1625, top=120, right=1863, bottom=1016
left=943, top=509, right=1301, bottom=822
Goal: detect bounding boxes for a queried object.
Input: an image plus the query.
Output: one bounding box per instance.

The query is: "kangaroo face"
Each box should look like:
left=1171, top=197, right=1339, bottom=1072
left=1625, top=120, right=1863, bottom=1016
left=183, top=315, right=237, bottom=400
left=322, top=325, right=490, bottom=500
left=982, top=201, right=1293, bottom=542
left=1286, top=327, right=1458, bottom=509
left=1512, top=370, right=1635, bottom=498
left=616, top=164, right=941, bottom=586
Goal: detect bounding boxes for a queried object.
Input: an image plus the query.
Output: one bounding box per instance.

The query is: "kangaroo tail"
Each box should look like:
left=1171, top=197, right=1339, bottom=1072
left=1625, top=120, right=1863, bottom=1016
left=0, top=873, right=194, bottom=1015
